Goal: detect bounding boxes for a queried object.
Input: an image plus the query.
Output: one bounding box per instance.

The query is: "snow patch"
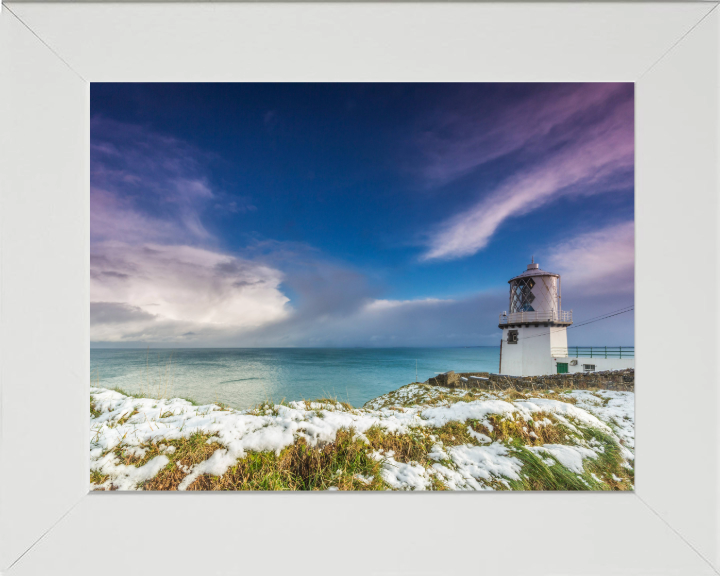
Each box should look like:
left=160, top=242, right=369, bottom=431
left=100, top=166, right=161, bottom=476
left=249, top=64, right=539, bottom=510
left=530, top=444, right=598, bottom=474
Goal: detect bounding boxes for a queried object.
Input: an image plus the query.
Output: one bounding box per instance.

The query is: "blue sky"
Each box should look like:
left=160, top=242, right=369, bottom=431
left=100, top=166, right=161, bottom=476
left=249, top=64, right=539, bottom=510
left=90, top=83, right=634, bottom=347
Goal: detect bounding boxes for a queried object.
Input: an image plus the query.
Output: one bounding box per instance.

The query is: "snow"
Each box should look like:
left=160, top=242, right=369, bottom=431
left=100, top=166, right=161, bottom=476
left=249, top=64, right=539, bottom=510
left=93, top=454, right=169, bottom=491
left=125, top=446, right=147, bottom=459
left=446, top=444, right=523, bottom=484
left=568, top=390, right=635, bottom=450
left=530, top=444, right=597, bottom=474
left=513, top=398, right=611, bottom=432
left=426, top=444, right=522, bottom=490
left=467, top=426, right=491, bottom=444
left=90, top=384, right=635, bottom=491
left=354, top=473, right=373, bottom=485
left=421, top=400, right=517, bottom=427
left=375, top=452, right=431, bottom=491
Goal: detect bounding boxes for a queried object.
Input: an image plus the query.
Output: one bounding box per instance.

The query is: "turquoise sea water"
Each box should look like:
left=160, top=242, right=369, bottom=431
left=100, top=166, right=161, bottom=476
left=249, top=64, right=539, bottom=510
left=90, top=347, right=500, bottom=410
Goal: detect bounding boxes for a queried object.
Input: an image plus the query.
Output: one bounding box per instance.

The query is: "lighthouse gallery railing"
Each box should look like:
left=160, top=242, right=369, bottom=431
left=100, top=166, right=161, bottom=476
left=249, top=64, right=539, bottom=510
left=499, top=310, right=573, bottom=324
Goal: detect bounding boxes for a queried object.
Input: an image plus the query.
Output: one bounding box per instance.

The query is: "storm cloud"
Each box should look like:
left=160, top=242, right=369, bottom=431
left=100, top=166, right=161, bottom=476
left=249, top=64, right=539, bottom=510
left=91, top=302, right=158, bottom=325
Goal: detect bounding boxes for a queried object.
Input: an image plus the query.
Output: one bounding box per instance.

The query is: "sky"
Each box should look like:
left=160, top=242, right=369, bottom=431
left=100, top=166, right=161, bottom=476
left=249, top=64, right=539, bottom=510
left=90, top=83, right=634, bottom=348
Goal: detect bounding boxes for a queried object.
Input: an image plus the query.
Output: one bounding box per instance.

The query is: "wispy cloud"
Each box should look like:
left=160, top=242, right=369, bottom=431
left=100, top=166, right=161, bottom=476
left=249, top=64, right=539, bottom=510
left=91, top=118, right=219, bottom=244
left=421, top=84, right=633, bottom=260
left=547, top=221, right=634, bottom=296
left=417, top=83, right=626, bottom=186
left=365, top=297, right=453, bottom=311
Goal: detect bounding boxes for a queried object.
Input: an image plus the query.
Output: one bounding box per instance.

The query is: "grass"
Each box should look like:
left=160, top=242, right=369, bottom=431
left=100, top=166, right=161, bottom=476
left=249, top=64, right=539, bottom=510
left=117, top=408, right=139, bottom=426
left=360, top=421, right=491, bottom=472
left=90, top=383, right=634, bottom=492
left=505, top=446, right=591, bottom=491
left=366, top=383, right=585, bottom=412
left=178, top=396, right=200, bottom=406
left=495, top=414, right=634, bottom=491
left=90, top=469, right=109, bottom=485
left=139, top=428, right=386, bottom=491
left=578, top=426, right=634, bottom=490
left=95, top=415, right=631, bottom=491
left=190, top=430, right=385, bottom=491
left=365, top=426, right=435, bottom=467
left=107, top=386, right=150, bottom=400
left=505, top=439, right=633, bottom=491
left=476, top=411, right=566, bottom=445
left=313, top=397, right=354, bottom=411
left=141, top=433, right=224, bottom=490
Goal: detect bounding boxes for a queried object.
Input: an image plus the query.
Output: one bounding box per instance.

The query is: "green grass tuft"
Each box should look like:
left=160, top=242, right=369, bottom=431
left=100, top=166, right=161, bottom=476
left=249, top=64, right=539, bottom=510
left=186, top=428, right=385, bottom=491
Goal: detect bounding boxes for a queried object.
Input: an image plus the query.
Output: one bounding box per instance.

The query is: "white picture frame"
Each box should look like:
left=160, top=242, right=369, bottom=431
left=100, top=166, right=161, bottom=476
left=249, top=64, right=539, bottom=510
left=1, top=2, right=718, bottom=574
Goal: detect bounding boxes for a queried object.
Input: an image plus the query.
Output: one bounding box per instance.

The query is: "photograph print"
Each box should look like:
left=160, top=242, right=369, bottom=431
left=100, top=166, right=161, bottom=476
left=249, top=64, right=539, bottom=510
left=90, top=82, right=634, bottom=491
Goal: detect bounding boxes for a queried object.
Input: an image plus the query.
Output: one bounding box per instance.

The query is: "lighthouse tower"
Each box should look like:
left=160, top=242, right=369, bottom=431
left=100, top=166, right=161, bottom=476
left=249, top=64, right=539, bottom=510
left=499, top=259, right=572, bottom=376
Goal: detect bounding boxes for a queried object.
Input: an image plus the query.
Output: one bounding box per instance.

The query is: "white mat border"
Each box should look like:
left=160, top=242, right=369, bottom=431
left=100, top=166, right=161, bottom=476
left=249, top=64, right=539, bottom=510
left=1, top=3, right=718, bottom=574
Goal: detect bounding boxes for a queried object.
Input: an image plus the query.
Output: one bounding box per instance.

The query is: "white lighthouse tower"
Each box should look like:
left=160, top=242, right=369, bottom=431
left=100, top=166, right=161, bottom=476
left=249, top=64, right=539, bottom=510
left=499, top=259, right=573, bottom=376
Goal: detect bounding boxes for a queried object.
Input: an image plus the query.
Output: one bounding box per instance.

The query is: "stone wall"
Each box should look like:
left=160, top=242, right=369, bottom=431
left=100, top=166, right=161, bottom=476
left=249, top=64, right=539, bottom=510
left=427, top=369, right=634, bottom=392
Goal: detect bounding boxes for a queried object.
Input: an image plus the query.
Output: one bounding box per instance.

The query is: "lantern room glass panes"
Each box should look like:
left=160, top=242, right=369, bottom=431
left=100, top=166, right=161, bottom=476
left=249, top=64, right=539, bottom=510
left=510, top=278, right=536, bottom=313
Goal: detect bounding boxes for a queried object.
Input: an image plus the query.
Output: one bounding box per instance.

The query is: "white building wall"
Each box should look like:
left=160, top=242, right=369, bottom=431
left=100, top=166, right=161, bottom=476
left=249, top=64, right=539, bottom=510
left=521, top=326, right=555, bottom=376
left=500, top=327, right=523, bottom=375
left=548, top=325, right=568, bottom=355
left=501, top=325, right=566, bottom=376
left=552, top=356, right=635, bottom=374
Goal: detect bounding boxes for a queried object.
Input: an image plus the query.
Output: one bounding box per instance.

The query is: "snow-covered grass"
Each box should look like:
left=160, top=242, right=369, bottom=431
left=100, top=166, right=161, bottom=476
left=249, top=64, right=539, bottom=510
left=90, top=383, right=634, bottom=491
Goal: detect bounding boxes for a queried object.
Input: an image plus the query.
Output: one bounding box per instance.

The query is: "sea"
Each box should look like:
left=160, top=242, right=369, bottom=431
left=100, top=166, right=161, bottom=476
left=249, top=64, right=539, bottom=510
left=90, top=347, right=500, bottom=410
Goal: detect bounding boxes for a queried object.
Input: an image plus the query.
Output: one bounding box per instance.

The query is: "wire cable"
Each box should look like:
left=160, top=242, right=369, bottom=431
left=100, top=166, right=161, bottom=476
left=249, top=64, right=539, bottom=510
left=511, top=305, right=634, bottom=342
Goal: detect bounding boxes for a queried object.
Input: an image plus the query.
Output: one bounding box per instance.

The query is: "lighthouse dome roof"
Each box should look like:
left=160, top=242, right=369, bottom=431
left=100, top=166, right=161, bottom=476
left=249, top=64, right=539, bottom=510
left=508, top=261, right=559, bottom=283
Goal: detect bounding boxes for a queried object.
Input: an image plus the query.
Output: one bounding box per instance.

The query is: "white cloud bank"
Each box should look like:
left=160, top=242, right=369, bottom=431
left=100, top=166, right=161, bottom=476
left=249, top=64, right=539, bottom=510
left=91, top=119, right=290, bottom=343
left=91, top=243, right=290, bottom=342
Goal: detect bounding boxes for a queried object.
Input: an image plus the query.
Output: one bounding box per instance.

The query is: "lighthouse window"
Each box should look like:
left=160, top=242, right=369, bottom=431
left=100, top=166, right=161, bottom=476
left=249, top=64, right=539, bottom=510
left=583, top=364, right=596, bottom=372
left=507, top=330, right=518, bottom=344
left=510, top=278, right=536, bottom=313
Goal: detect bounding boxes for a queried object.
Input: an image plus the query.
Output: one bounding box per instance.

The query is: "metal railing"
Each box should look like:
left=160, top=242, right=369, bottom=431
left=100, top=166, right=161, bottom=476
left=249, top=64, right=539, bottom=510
left=499, top=310, right=573, bottom=324
left=551, top=346, right=634, bottom=359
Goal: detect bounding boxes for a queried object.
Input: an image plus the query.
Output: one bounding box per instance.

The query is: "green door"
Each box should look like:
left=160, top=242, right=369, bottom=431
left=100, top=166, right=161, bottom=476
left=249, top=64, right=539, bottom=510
left=557, top=363, right=569, bottom=374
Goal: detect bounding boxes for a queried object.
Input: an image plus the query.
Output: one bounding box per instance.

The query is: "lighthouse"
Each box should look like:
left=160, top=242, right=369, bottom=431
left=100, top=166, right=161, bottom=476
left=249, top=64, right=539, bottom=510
left=498, top=259, right=573, bottom=376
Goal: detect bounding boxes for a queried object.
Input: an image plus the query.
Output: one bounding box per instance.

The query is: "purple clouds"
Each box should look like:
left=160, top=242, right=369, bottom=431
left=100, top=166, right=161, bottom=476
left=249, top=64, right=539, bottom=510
left=420, top=84, right=633, bottom=260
